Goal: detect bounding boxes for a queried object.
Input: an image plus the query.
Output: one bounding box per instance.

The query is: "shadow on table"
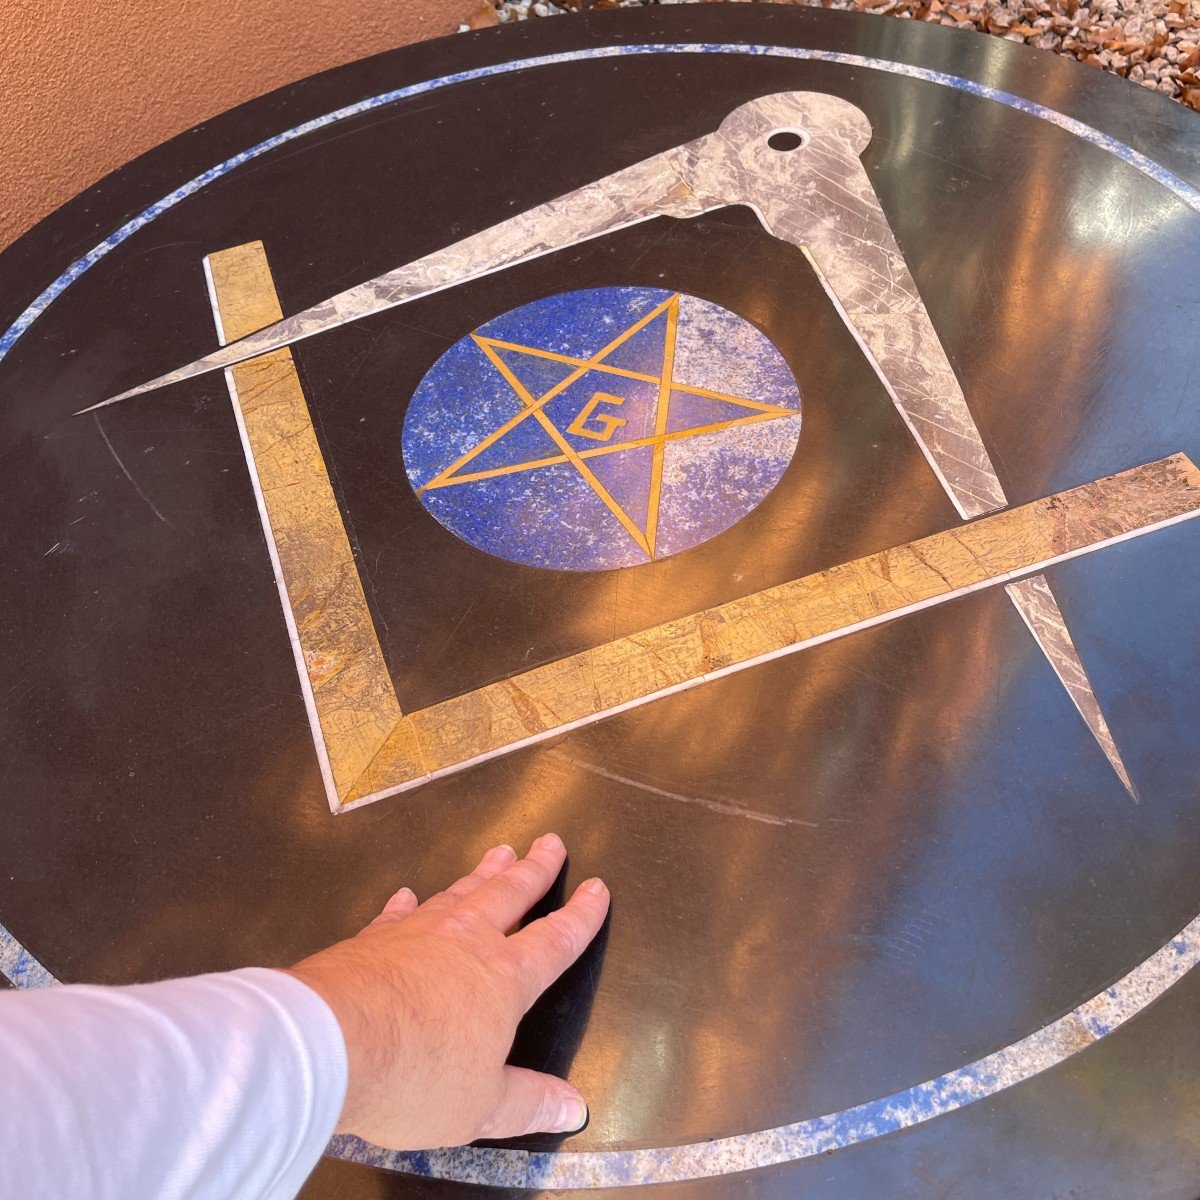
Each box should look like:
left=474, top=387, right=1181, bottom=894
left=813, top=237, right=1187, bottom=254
left=478, top=857, right=612, bottom=1155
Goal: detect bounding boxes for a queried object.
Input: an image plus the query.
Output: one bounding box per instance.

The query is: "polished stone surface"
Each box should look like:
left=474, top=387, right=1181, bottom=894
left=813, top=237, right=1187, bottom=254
left=1, top=6, right=1199, bottom=1197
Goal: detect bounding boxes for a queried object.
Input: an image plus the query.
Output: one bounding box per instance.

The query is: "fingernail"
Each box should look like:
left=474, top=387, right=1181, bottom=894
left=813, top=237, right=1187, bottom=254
left=488, top=844, right=517, bottom=864
left=555, top=1095, right=589, bottom=1133
left=581, top=877, right=607, bottom=896
left=536, top=832, right=565, bottom=853
left=395, top=887, right=416, bottom=902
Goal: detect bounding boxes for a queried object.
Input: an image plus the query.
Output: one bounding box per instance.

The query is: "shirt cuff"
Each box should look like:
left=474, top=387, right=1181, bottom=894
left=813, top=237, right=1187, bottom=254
left=225, top=968, right=349, bottom=1198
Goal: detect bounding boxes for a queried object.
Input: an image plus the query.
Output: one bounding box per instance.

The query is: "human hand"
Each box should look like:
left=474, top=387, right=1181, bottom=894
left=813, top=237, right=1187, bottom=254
left=285, top=833, right=609, bottom=1150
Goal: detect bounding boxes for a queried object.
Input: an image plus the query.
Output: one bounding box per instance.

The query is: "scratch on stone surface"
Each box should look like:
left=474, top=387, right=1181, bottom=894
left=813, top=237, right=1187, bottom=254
left=437, top=597, right=480, bottom=653
left=548, top=749, right=818, bottom=828
left=93, top=414, right=174, bottom=527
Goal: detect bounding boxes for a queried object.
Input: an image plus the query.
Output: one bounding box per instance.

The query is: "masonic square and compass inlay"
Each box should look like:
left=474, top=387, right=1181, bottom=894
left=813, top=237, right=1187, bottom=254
left=187, top=235, right=1199, bottom=816
left=402, top=287, right=803, bottom=570
left=4, top=28, right=1200, bottom=1193
left=77, top=88, right=1171, bottom=811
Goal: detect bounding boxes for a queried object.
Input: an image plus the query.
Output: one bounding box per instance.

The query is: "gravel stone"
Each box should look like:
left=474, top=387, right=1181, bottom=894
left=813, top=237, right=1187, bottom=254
left=470, top=0, right=1200, bottom=111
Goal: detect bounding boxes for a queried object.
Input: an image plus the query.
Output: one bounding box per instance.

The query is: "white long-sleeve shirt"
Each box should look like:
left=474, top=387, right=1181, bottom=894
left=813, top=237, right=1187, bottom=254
left=0, top=969, right=347, bottom=1199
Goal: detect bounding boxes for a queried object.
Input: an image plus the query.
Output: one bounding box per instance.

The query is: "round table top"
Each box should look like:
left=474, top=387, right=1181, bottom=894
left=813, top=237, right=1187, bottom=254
left=2, top=6, right=1199, bottom=1198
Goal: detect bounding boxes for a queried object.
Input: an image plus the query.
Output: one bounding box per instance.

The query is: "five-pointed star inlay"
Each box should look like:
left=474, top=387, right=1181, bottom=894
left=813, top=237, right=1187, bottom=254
left=420, top=294, right=800, bottom=558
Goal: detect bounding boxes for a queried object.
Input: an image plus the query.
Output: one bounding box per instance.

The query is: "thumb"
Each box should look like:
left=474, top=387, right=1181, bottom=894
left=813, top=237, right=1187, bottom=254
left=481, top=1066, right=589, bottom=1139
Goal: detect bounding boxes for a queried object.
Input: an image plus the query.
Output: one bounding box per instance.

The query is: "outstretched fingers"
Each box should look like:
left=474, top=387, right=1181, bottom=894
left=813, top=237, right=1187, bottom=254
left=481, top=1065, right=589, bottom=1140
left=424, top=843, right=518, bottom=910
left=368, top=841, right=521, bottom=929
left=506, top=877, right=610, bottom=1009
left=460, top=833, right=569, bottom=931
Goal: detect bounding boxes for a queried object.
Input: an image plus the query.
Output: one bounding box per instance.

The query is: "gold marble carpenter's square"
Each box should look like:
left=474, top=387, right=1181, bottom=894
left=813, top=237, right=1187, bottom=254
left=206, top=241, right=1200, bottom=814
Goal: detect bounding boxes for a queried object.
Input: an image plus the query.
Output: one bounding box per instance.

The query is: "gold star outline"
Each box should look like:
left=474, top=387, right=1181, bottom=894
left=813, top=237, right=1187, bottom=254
left=421, top=294, right=799, bottom=558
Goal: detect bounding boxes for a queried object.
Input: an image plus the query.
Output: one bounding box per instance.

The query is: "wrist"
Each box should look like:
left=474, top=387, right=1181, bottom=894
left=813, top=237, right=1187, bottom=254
left=281, top=961, right=363, bottom=1134
left=284, top=941, right=416, bottom=1139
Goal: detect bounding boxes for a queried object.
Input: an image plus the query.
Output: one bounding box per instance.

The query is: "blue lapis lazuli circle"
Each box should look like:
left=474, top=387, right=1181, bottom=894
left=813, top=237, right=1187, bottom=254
left=402, top=287, right=802, bottom=571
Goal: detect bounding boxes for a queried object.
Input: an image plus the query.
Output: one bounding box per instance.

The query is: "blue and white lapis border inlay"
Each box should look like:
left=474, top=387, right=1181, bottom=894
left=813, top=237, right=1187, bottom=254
left=1, top=37, right=1199, bottom=1191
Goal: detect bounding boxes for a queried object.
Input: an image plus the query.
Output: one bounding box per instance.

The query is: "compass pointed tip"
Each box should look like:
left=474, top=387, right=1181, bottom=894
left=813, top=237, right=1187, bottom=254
left=74, top=394, right=126, bottom=417
left=1113, top=761, right=1140, bottom=805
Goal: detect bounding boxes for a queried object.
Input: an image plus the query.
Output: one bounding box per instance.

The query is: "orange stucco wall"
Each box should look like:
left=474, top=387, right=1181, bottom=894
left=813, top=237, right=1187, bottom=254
left=0, top=0, right=477, bottom=249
